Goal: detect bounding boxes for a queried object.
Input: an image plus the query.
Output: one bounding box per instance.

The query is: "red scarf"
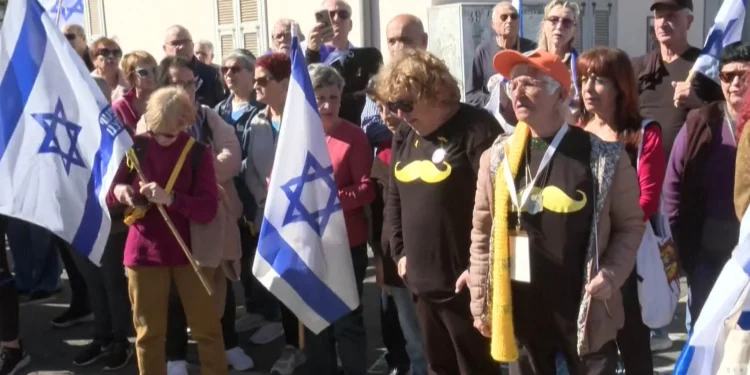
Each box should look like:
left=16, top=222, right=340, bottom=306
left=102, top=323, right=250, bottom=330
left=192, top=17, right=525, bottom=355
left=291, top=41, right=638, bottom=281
left=376, top=139, right=392, bottom=166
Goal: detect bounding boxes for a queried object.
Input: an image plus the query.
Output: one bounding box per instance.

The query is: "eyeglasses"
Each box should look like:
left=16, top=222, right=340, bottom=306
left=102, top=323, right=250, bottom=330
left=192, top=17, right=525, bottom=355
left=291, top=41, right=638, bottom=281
left=499, top=13, right=519, bottom=22
left=510, top=76, right=546, bottom=92
left=221, top=66, right=245, bottom=75
left=387, top=100, right=414, bottom=114
left=255, top=76, right=275, bottom=87
left=273, top=32, right=291, bottom=41
left=64, top=33, right=77, bottom=41
left=719, top=70, right=748, bottom=83
left=168, top=39, right=193, bottom=47
left=329, top=9, right=351, bottom=20
left=546, top=16, right=576, bottom=29
left=134, top=67, right=156, bottom=78
left=96, top=48, right=122, bottom=59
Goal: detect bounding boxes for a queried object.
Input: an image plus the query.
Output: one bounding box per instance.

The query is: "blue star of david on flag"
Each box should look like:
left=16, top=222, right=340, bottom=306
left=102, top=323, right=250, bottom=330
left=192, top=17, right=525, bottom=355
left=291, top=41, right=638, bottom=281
left=32, top=99, right=86, bottom=175
left=49, top=0, right=84, bottom=22
left=280, top=152, right=342, bottom=236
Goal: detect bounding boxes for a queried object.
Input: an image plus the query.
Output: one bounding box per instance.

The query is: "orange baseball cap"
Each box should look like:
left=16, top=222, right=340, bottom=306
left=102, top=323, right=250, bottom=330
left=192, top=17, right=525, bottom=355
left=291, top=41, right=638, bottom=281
left=493, top=50, right=572, bottom=96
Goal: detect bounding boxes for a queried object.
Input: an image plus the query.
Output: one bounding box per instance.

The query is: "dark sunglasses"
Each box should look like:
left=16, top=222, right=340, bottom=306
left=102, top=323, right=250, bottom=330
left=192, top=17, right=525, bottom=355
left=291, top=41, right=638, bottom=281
left=221, top=66, right=245, bottom=75
left=64, top=33, right=77, bottom=41
left=330, top=9, right=351, bottom=20
left=499, top=13, right=519, bottom=22
left=387, top=100, right=414, bottom=114
left=134, top=67, right=156, bottom=78
left=97, top=48, right=122, bottom=58
left=719, top=70, right=748, bottom=83
left=255, top=76, right=276, bottom=87
left=546, top=16, right=576, bottom=29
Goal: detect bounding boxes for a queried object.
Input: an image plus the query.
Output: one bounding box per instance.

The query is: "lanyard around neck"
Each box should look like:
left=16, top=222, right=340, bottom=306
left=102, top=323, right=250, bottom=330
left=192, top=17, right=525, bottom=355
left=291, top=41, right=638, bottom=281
left=503, top=123, right=569, bottom=213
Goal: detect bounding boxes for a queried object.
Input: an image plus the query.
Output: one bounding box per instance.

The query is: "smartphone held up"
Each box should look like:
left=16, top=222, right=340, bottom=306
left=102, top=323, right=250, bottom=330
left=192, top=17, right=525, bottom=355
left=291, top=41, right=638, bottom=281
left=315, top=9, right=335, bottom=42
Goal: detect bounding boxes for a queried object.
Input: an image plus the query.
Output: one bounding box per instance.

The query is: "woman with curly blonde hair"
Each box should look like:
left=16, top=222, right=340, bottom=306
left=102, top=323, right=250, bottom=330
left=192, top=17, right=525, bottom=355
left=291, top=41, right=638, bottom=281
left=372, top=49, right=501, bottom=375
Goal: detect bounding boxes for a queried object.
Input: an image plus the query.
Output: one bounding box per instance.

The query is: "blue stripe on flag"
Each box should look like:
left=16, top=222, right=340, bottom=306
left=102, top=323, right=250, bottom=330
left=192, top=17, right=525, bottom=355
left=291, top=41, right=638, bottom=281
left=257, top=221, right=352, bottom=324
left=290, top=36, right=321, bottom=113
left=673, top=330, right=695, bottom=374
left=72, top=108, right=125, bottom=257
left=0, top=0, right=48, bottom=163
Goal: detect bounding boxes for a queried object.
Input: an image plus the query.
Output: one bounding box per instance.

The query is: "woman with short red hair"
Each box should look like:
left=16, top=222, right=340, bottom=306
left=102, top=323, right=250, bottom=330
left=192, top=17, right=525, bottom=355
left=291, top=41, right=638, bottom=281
left=578, top=47, right=666, bottom=374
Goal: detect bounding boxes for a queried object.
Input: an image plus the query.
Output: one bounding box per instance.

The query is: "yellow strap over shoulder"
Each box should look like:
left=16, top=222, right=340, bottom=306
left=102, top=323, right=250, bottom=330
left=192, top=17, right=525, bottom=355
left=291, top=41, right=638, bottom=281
left=124, top=137, right=196, bottom=226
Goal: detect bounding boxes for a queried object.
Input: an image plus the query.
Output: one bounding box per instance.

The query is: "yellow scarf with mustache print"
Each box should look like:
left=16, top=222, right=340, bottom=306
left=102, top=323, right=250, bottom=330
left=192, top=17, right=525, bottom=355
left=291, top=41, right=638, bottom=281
left=489, top=121, right=528, bottom=362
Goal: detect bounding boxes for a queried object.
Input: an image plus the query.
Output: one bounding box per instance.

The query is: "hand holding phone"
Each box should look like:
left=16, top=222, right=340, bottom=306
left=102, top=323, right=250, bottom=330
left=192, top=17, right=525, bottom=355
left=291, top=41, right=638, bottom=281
left=312, top=9, right=335, bottom=45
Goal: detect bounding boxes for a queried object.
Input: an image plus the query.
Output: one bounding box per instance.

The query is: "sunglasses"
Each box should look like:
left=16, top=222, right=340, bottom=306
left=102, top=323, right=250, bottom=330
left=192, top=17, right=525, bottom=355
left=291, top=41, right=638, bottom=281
left=221, top=66, right=244, bottom=75
left=387, top=100, right=414, bottom=114
left=97, top=48, right=122, bottom=59
left=719, top=70, right=748, bottom=83
left=546, top=16, right=576, bottom=29
left=329, top=9, right=351, bottom=20
left=134, top=67, right=156, bottom=78
left=64, top=33, right=77, bottom=41
left=499, top=13, right=519, bottom=22
left=255, top=76, right=276, bottom=87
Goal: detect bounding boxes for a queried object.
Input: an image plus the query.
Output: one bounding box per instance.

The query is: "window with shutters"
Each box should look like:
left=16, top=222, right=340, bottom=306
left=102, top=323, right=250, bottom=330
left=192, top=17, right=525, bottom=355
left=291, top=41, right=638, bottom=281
left=85, top=0, right=105, bottom=40
left=577, top=1, right=616, bottom=51
left=591, top=2, right=613, bottom=47
left=214, top=0, right=260, bottom=59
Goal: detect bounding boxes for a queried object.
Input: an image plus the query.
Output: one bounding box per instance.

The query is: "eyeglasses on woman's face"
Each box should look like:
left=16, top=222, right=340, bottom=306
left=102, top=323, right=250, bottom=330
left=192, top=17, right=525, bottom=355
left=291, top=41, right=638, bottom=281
left=97, top=47, right=122, bottom=59
left=546, top=15, right=576, bottom=29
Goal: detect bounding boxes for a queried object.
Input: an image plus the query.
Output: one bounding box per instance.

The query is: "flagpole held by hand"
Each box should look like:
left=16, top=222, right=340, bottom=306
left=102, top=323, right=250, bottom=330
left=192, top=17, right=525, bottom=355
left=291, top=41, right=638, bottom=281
left=125, top=149, right=214, bottom=296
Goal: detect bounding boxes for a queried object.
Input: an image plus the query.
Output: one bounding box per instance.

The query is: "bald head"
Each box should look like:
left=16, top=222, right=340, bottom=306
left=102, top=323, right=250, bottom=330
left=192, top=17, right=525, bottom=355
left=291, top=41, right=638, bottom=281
left=62, top=24, right=87, bottom=55
left=164, top=25, right=194, bottom=59
left=385, top=14, right=428, bottom=57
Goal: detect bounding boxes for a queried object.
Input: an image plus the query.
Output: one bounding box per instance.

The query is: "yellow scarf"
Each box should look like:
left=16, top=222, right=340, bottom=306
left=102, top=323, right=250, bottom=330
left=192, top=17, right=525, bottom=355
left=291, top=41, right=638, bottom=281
left=489, top=121, right=529, bottom=362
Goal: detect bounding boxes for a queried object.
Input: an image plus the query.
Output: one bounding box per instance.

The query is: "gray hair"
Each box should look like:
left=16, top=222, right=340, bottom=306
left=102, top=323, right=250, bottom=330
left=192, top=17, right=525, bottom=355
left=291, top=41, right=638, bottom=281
left=275, top=18, right=306, bottom=42
left=308, top=63, right=345, bottom=92
left=196, top=40, right=214, bottom=53
left=223, top=52, right=255, bottom=72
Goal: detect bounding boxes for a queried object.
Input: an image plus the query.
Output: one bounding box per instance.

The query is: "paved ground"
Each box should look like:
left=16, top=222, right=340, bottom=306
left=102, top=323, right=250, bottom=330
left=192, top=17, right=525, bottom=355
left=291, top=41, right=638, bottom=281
left=11, top=250, right=688, bottom=375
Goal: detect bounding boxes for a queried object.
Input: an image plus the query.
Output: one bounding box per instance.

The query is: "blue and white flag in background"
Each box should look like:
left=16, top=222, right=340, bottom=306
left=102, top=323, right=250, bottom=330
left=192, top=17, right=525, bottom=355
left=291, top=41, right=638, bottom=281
left=673, top=207, right=750, bottom=375
left=40, top=0, right=85, bottom=26
left=252, top=35, right=359, bottom=333
left=692, top=0, right=746, bottom=82
left=0, top=0, right=132, bottom=265
left=512, top=0, right=524, bottom=37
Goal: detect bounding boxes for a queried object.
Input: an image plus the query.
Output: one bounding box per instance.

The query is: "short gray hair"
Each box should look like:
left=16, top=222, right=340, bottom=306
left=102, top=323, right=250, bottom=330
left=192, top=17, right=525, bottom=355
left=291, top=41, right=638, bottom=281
left=275, top=18, right=306, bottom=42
left=223, top=52, right=255, bottom=71
left=196, top=40, right=214, bottom=52
left=308, top=63, right=345, bottom=92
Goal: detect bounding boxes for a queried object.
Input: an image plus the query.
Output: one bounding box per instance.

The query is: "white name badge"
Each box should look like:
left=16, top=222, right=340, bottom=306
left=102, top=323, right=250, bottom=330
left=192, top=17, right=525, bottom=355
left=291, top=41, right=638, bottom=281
left=510, top=231, right=531, bottom=283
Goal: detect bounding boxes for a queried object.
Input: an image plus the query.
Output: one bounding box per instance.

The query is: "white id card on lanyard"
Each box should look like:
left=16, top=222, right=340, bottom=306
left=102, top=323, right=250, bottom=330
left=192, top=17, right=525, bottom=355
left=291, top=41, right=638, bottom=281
left=502, top=123, right=569, bottom=282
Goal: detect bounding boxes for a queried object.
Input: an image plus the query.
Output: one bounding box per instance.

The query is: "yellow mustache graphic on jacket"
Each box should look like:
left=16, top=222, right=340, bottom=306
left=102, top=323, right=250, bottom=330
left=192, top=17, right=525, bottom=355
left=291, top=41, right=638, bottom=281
left=515, top=186, right=588, bottom=213
left=394, top=160, right=452, bottom=183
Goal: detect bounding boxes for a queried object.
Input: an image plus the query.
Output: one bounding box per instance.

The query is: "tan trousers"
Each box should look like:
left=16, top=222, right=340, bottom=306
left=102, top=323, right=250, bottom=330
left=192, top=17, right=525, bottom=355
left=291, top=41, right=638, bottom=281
left=127, top=266, right=227, bottom=375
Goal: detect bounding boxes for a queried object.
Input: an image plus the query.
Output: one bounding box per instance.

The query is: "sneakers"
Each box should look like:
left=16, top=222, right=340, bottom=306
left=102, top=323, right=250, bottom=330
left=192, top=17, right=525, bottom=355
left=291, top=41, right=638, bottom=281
left=0, top=346, right=30, bottom=375
left=73, top=340, right=112, bottom=367
left=235, top=313, right=267, bottom=332
left=250, top=321, right=284, bottom=345
left=18, top=289, right=59, bottom=305
left=226, top=346, right=254, bottom=371
left=51, top=309, right=94, bottom=329
left=650, top=332, right=674, bottom=351
left=270, top=345, right=306, bottom=375
left=103, top=342, right=133, bottom=371
left=167, top=360, right=189, bottom=375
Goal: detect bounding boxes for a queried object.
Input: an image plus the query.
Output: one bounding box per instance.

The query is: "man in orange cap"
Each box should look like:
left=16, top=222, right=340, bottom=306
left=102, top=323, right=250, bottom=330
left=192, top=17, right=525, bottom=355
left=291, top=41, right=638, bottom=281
left=467, top=50, right=644, bottom=374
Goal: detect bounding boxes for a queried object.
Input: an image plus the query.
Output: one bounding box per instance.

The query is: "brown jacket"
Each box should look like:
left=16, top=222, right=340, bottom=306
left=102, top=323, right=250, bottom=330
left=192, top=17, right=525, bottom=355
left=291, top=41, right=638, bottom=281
left=736, top=121, right=750, bottom=220
left=469, top=132, right=644, bottom=355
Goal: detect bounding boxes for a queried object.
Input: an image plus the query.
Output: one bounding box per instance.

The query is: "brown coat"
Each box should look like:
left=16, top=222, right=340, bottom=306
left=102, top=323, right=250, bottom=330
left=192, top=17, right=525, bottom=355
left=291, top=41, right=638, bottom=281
left=736, top=121, right=750, bottom=221
left=469, top=133, right=644, bottom=355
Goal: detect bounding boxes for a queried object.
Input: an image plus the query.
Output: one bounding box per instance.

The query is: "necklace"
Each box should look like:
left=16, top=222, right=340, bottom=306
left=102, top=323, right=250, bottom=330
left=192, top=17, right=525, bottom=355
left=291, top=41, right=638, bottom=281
left=530, top=138, right=549, bottom=151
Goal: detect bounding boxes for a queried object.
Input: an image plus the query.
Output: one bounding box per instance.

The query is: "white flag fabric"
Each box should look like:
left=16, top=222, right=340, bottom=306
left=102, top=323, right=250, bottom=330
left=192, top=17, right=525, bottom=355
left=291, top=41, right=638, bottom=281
left=40, top=0, right=85, bottom=26
left=512, top=0, right=524, bottom=37
left=252, top=35, right=359, bottom=334
left=0, top=0, right=132, bottom=265
left=692, top=0, right=745, bottom=82
left=674, top=207, right=750, bottom=374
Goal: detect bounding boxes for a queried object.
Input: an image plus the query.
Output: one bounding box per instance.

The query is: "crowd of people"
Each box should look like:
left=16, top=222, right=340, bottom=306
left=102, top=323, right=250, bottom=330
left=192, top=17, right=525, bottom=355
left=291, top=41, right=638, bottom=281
left=1, top=0, right=749, bottom=374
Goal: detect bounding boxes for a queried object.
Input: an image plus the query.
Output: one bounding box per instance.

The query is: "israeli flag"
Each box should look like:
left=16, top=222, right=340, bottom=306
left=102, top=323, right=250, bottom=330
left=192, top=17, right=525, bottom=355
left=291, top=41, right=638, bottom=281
left=692, top=0, right=746, bottom=82
left=0, top=0, right=132, bottom=265
left=252, top=35, right=359, bottom=333
left=40, top=0, right=85, bottom=26
left=512, top=0, right=524, bottom=38
left=673, top=207, right=750, bottom=375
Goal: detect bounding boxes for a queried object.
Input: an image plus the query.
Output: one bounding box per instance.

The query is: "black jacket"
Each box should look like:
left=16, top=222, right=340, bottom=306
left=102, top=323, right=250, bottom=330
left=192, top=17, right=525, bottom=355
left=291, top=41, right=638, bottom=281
left=191, top=56, right=226, bottom=108
left=306, top=46, right=383, bottom=126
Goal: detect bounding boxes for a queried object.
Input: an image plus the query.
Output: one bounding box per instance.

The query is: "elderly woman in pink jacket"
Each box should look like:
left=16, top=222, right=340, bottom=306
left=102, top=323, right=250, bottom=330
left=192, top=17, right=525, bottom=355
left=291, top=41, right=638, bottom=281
left=135, top=55, right=255, bottom=372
